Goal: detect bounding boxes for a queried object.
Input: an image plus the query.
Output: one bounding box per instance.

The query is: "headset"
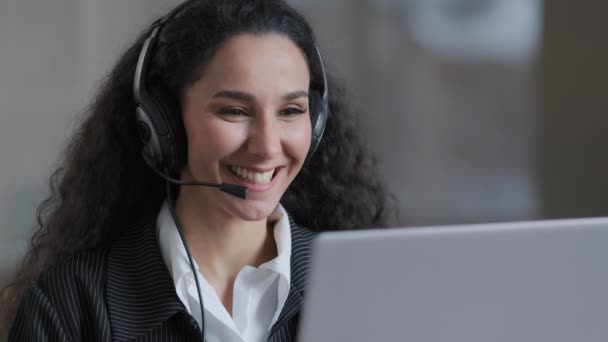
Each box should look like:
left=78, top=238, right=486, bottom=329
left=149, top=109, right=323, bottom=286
left=133, top=1, right=330, bottom=180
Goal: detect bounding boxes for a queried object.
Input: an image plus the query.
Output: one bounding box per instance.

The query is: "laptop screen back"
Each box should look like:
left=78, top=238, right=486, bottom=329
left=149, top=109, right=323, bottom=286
left=299, top=218, right=608, bottom=342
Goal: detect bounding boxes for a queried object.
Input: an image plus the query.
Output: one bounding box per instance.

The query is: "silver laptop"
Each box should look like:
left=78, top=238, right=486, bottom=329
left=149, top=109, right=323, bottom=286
left=299, top=217, right=608, bottom=342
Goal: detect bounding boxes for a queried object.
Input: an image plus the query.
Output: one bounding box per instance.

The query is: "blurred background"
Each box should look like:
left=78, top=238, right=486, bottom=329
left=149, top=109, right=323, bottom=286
left=1, top=0, right=607, bottom=286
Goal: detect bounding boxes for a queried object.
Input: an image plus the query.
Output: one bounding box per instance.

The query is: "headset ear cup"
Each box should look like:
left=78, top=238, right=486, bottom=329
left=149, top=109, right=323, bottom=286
left=150, top=87, right=187, bottom=177
left=136, top=106, right=164, bottom=168
left=307, top=90, right=327, bottom=160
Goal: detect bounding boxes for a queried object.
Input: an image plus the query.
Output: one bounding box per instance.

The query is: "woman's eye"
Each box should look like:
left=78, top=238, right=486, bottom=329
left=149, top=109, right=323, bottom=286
left=217, top=107, right=248, bottom=116
left=281, top=107, right=307, bottom=116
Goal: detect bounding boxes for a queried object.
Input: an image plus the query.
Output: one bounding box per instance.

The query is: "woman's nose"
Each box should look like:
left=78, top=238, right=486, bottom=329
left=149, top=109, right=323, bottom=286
left=248, top=116, right=281, bottom=159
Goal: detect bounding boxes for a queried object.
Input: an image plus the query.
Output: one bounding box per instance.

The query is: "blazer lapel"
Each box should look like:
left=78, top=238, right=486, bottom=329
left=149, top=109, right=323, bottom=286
left=269, top=216, right=317, bottom=341
left=106, top=217, right=189, bottom=341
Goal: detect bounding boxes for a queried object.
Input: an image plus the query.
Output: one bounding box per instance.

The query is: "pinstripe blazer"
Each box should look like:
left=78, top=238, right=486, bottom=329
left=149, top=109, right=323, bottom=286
left=9, top=214, right=316, bottom=342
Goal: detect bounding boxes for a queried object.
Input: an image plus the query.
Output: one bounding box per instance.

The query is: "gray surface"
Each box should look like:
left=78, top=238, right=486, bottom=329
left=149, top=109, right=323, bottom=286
left=300, top=218, right=608, bottom=342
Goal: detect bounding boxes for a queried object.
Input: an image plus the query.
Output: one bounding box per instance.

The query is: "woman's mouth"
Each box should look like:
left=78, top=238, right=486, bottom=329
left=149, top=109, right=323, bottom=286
left=229, top=165, right=277, bottom=185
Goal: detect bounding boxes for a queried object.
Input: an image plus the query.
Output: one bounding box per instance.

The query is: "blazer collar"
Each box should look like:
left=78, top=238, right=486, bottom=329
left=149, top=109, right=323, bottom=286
left=105, top=212, right=317, bottom=341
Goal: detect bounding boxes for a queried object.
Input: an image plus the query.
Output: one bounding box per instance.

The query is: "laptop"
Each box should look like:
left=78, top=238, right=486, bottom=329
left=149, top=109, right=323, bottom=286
left=299, top=217, right=608, bottom=342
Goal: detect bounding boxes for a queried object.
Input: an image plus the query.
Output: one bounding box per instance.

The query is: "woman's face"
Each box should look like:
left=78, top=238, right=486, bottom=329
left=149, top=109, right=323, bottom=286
left=180, top=33, right=312, bottom=221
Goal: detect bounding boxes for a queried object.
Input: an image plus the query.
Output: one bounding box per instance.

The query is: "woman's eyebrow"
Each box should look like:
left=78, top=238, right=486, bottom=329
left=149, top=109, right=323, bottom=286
left=283, top=90, right=308, bottom=100
left=212, top=90, right=254, bottom=101
left=211, top=89, right=309, bottom=101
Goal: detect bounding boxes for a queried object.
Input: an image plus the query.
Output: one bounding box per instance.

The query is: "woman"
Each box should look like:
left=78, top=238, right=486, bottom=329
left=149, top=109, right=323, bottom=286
left=1, top=0, right=394, bottom=341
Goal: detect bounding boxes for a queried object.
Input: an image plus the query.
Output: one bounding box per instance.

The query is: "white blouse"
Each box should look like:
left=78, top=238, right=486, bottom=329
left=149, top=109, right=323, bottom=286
left=157, top=201, right=292, bottom=342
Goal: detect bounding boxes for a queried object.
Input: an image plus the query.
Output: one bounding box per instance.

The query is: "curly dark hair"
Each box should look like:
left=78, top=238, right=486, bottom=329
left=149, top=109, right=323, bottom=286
left=0, top=0, right=395, bottom=335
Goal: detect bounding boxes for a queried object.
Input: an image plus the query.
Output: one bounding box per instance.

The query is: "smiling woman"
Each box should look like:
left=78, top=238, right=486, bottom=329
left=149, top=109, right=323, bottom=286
left=0, top=1, right=394, bottom=341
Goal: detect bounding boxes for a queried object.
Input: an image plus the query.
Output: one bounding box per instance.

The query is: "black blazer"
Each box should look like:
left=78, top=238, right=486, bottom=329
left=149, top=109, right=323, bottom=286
left=9, top=215, right=316, bottom=342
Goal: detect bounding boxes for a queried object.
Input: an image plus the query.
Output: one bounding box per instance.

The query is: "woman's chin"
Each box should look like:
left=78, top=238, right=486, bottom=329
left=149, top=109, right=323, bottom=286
left=226, top=199, right=278, bottom=222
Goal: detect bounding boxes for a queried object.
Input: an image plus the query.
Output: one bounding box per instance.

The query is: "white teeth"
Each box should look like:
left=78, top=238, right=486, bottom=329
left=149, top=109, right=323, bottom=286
left=230, top=165, right=274, bottom=184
